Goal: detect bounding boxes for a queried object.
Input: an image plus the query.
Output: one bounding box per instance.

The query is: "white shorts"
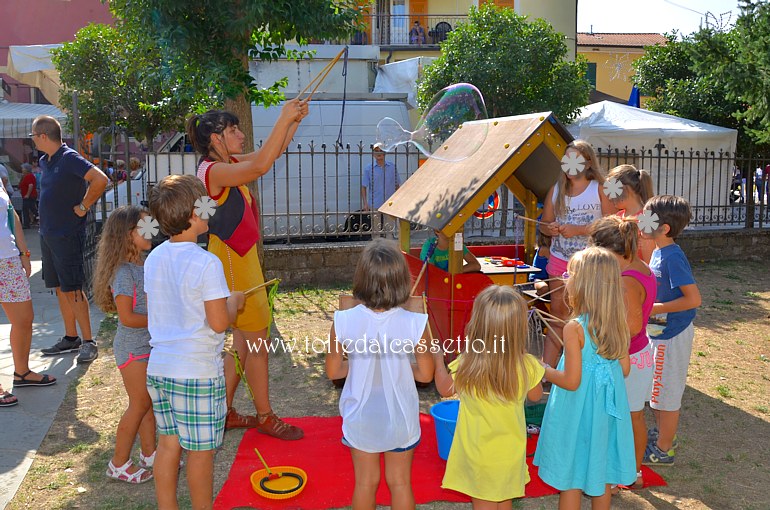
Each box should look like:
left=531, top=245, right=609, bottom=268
left=625, top=342, right=653, bottom=412
left=650, top=323, right=695, bottom=412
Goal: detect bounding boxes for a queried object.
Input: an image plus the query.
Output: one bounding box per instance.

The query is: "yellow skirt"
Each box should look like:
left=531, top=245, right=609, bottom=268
left=208, top=234, right=270, bottom=333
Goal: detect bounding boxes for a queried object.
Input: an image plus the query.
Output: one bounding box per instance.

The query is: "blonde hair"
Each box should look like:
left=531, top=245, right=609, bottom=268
left=589, top=215, right=639, bottom=260
left=352, top=239, right=411, bottom=310
left=607, top=164, right=654, bottom=204
left=454, top=285, right=530, bottom=401
left=566, top=247, right=629, bottom=359
left=554, top=140, right=605, bottom=218
left=93, top=206, right=145, bottom=313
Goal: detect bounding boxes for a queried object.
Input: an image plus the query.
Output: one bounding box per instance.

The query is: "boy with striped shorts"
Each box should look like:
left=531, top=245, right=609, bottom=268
left=145, top=175, right=244, bottom=509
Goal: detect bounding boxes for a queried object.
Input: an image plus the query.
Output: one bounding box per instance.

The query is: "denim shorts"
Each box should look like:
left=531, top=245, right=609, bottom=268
left=341, top=436, right=420, bottom=453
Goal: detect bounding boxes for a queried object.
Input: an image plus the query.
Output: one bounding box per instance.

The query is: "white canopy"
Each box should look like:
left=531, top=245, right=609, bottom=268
left=568, top=101, right=738, bottom=213
left=0, top=101, right=67, bottom=138
left=6, top=45, right=63, bottom=108
left=567, top=101, right=738, bottom=154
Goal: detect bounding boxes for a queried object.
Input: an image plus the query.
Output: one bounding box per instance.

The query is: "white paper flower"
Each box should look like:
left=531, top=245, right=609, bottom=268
left=561, top=152, right=586, bottom=176
left=137, top=216, right=160, bottom=240
left=603, top=178, right=624, bottom=199
left=194, top=196, right=217, bottom=220
left=638, top=210, right=660, bottom=234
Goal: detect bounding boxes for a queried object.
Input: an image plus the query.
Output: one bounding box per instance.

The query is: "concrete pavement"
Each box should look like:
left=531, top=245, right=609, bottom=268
left=0, top=229, right=104, bottom=509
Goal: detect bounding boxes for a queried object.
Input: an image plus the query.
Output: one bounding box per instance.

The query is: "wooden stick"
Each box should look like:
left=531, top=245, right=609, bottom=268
left=514, top=213, right=549, bottom=227
left=534, top=309, right=564, bottom=346
left=298, top=48, right=346, bottom=101
left=422, top=293, right=435, bottom=342
left=512, top=276, right=564, bottom=287
left=535, top=308, right=567, bottom=324
left=525, top=283, right=565, bottom=304
left=244, top=278, right=280, bottom=297
left=410, top=259, right=430, bottom=296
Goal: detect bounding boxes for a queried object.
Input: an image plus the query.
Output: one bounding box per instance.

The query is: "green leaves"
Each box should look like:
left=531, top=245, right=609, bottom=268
left=633, top=8, right=770, bottom=153
left=417, top=4, right=590, bottom=123
left=109, top=0, right=362, bottom=109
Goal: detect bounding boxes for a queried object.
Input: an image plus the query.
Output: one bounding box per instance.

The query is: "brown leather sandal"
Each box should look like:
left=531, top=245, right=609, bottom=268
left=256, top=412, right=304, bottom=441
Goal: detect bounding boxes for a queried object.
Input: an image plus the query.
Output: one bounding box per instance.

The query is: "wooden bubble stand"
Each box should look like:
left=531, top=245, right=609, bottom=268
left=380, top=112, right=573, bottom=352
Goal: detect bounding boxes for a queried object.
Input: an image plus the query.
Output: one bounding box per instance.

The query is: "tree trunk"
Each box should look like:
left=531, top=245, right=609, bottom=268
left=225, top=88, right=265, bottom=268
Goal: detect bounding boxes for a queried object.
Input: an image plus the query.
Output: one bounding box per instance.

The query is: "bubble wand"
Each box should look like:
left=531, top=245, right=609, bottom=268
left=513, top=213, right=549, bottom=227
left=298, top=47, right=348, bottom=102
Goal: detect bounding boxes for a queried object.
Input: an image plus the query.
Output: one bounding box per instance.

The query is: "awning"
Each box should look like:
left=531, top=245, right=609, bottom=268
left=6, top=45, right=63, bottom=108
left=0, top=101, right=68, bottom=138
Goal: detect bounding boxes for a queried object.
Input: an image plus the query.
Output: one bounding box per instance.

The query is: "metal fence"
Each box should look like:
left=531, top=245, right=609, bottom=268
left=596, top=142, right=769, bottom=229
left=94, top=139, right=770, bottom=251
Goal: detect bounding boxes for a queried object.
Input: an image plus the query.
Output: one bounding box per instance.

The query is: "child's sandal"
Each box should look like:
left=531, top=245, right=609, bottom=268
left=139, top=450, right=184, bottom=470
left=106, top=460, right=153, bottom=484
left=631, top=470, right=644, bottom=489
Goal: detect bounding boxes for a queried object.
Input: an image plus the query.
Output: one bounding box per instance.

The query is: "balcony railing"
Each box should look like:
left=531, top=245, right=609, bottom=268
left=322, top=14, right=469, bottom=47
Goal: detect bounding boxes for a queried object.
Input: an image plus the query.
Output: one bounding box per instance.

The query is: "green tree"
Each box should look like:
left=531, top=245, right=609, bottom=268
left=723, top=0, right=770, bottom=147
left=108, top=0, right=363, bottom=151
left=632, top=27, right=750, bottom=151
left=417, top=4, right=591, bottom=123
left=52, top=23, right=194, bottom=148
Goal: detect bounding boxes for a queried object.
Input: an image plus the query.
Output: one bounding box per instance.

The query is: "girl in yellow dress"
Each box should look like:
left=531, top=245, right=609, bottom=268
left=187, top=99, right=308, bottom=439
left=433, top=285, right=544, bottom=509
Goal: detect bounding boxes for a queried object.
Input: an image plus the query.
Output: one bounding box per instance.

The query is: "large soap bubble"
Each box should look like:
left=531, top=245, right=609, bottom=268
left=376, top=83, right=488, bottom=162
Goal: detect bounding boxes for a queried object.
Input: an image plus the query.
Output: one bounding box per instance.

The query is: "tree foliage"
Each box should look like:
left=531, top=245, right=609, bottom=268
left=633, top=8, right=770, bottom=153
left=52, top=23, right=194, bottom=146
left=108, top=0, right=363, bottom=111
left=417, top=5, right=591, bottom=123
left=722, top=0, right=770, bottom=147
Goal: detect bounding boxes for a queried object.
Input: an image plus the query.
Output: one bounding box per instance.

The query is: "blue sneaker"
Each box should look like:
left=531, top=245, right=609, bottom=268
left=647, top=428, right=679, bottom=451
left=643, top=441, right=675, bottom=465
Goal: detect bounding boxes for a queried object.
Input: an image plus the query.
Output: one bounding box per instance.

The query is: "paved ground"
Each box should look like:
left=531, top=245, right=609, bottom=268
left=0, top=230, right=104, bottom=509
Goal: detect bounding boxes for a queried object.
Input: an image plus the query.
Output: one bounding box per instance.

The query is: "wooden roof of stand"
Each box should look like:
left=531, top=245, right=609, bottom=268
left=380, top=112, right=573, bottom=234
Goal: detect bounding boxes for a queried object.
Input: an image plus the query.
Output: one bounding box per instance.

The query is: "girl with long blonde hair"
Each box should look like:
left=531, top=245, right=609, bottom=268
left=93, top=205, right=155, bottom=483
left=534, top=246, right=636, bottom=510
left=434, top=285, right=544, bottom=509
left=541, top=140, right=614, bottom=368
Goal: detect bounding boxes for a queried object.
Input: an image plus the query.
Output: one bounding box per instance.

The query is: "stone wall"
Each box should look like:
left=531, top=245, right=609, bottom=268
left=264, top=229, right=770, bottom=287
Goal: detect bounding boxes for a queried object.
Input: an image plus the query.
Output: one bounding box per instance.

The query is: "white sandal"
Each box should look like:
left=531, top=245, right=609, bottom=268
left=139, top=450, right=184, bottom=470
left=106, top=459, right=153, bottom=484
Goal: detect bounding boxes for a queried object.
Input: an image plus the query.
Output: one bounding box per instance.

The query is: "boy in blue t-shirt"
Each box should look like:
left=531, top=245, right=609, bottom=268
left=642, top=195, right=701, bottom=466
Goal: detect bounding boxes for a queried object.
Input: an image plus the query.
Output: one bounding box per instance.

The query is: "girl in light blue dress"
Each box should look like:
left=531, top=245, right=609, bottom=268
left=534, top=246, right=637, bottom=509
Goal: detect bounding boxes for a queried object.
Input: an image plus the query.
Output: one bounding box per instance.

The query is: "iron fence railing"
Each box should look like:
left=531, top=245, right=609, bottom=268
left=324, top=14, right=468, bottom=46
left=596, top=142, right=769, bottom=228
left=96, top=140, right=770, bottom=249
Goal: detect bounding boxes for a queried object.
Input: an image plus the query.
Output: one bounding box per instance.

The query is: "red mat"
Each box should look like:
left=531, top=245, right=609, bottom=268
left=214, top=414, right=666, bottom=510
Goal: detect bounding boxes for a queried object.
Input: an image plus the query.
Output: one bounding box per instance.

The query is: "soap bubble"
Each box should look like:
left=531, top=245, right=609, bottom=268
left=376, top=83, right=488, bottom=162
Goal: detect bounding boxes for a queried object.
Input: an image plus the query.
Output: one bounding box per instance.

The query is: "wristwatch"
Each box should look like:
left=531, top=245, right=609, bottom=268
left=19, top=250, right=31, bottom=257
left=78, top=203, right=87, bottom=212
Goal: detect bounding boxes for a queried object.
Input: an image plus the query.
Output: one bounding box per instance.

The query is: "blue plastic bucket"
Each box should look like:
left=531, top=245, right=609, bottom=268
left=430, top=400, right=459, bottom=461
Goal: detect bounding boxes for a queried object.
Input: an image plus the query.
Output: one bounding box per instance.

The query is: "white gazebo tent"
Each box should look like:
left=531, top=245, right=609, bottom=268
left=568, top=101, right=738, bottom=215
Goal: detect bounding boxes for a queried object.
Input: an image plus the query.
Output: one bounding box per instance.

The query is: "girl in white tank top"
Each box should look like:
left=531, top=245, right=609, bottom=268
left=540, top=140, right=613, bottom=367
left=326, top=239, right=434, bottom=508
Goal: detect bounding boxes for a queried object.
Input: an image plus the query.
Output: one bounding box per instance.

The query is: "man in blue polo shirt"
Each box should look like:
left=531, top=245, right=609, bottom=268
left=31, top=115, right=108, bottom=363
left=361, top=143, right=400, bottom=237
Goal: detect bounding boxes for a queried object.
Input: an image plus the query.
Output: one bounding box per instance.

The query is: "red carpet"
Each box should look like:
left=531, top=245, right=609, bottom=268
left=214, top=414, right=666, bottom=510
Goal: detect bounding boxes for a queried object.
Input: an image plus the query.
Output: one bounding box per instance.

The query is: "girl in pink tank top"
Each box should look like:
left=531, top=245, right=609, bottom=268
left=589, top=215, right=656, bottom=490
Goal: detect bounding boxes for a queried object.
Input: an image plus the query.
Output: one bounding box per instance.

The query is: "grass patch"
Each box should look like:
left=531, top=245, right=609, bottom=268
left=755, top=405, right=769, bottom=414
left=716, top=385, right=733, bottom=399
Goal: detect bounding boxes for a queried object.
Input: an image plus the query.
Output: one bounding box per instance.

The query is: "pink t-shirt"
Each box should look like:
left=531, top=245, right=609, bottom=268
left=622, top=268, right=657, bottom=354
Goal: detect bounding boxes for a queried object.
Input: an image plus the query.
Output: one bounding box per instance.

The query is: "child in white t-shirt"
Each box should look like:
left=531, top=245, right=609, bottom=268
left=326, top=239, right=434, bottom=509
left=144, top=175, right=244, bottom=509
